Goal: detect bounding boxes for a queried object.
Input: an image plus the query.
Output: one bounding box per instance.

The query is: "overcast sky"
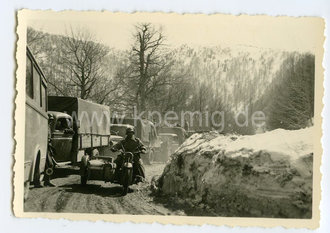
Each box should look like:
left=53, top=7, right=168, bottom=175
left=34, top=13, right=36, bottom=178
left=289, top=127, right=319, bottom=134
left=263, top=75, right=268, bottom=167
left=27, top=11, right=323, bottom=52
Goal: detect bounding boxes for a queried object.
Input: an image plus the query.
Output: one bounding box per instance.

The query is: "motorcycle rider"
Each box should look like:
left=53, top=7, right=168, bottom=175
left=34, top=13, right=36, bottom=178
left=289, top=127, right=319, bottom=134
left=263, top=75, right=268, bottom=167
left=111, top=127, right=146, bottom=183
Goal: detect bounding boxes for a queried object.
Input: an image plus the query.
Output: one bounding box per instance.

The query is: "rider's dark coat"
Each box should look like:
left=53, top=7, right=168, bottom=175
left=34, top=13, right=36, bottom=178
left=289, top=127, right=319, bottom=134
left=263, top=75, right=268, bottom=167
left=112, top=136, right=146, bottom=154
left=112, top=136, right=146, bottom=180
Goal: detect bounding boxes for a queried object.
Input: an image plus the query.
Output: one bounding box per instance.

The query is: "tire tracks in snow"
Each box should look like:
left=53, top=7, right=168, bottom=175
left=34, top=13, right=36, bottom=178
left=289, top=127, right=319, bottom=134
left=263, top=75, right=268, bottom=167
left=24, top=164, right=176, bottom=215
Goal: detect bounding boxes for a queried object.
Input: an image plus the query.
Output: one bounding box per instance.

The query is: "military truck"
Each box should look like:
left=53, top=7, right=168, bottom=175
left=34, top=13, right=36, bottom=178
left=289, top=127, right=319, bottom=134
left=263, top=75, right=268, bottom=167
left=48, top=96, right=112, bottom=166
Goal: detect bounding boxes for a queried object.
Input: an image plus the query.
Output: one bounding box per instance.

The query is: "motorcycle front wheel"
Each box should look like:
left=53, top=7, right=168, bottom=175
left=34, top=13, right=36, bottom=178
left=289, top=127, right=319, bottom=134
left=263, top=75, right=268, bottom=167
left=81, top=174, right=87, bottom=186
left=121, top=167, right=133, bottom=195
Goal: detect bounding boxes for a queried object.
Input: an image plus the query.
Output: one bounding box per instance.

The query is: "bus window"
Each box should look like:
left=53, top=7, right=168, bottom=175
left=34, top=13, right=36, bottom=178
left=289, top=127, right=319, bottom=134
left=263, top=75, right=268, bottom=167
left=26, top=55, right=33, bottom=98
left=41, top=83, right=46, bottom=110
left=33, top=66, right=40, bottom=106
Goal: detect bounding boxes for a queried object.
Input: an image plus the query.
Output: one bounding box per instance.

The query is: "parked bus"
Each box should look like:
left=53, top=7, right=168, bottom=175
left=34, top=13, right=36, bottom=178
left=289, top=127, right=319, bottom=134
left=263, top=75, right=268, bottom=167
left=24, top=47, right=48, bottom=200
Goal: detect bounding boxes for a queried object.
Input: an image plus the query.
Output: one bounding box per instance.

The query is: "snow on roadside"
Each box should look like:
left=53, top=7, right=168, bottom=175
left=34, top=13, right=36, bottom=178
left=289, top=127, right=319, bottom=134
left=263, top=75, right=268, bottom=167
left=157, top=127, right=314, bottom=218
left=175, top=127, right=313, bottom=170
left=224, top=127, right=313, bottom=161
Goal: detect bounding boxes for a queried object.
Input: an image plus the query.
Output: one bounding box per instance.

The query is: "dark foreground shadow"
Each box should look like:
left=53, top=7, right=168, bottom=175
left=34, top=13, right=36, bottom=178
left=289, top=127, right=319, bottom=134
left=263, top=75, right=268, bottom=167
left=52, top=167, right=80, bottom=179
left=59, top=183, right=128, bottom=198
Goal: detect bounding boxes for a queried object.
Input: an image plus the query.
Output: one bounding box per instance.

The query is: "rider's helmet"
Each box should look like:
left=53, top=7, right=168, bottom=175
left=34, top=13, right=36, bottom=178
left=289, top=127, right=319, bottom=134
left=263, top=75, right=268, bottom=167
left=126, top=127, right=135, bottom=135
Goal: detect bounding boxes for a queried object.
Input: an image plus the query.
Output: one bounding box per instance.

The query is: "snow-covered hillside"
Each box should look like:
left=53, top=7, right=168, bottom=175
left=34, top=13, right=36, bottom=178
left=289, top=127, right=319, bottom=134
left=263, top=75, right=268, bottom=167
left=170, top=45, right=293, bottom=111
left=157, top=127, right=313, bottom=218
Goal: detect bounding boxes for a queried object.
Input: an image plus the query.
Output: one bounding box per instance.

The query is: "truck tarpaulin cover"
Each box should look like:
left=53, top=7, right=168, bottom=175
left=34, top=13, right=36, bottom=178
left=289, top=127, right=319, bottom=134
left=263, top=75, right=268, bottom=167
left=48, top=96, right=110, bottom=136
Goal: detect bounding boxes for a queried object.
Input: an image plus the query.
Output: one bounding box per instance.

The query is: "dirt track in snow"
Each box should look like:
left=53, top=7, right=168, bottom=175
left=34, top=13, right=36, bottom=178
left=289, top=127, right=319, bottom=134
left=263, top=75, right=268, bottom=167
left=24, top=163, right=185, bottom=215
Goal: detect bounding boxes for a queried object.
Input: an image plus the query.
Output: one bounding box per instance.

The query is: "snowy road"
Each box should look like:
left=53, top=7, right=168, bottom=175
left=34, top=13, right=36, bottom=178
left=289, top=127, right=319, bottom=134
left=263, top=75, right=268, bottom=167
left=24, top=163, right=184, bottom=215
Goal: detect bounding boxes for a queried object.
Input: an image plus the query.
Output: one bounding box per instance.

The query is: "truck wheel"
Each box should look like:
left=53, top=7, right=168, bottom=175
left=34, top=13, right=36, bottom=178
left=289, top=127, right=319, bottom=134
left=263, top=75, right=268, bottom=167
left=33, top=154, right=41, bottom=187
left=80, top=155, right=89, bottom=186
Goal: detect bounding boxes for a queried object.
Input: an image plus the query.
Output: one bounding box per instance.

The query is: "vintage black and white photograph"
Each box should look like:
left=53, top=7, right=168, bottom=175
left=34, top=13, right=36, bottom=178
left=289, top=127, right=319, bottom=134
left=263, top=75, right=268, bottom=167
left=14, top=10, right=324, bottom=227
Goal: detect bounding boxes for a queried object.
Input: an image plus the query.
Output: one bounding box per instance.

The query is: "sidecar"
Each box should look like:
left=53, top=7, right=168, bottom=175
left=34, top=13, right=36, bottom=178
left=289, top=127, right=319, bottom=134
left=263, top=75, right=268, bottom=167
left=79, top=148, right=138, bottom=195
left=80, top=151, right=117, bottom=185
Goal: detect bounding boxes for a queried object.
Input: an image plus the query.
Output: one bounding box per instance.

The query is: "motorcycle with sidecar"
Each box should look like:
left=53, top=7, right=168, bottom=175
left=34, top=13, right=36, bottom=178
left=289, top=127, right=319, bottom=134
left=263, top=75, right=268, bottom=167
left=79, top=147, right=145, bottom=195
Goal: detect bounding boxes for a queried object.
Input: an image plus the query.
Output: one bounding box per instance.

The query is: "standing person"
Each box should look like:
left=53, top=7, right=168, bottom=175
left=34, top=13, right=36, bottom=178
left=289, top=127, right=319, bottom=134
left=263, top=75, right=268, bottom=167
left=111, top=127, right=146, bottom=183
left=184, top=119, right=189, bottom=131
left=43, top=114, right=55, bottom=187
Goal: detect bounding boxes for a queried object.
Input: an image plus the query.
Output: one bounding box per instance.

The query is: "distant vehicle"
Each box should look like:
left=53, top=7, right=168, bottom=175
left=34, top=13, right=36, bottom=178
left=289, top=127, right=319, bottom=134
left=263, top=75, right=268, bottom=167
left=48, top=96, right=112, bottom=166
left=111, top=118, right=161, bottom=164
left=157, top=126, right=187, bottom=145
left=24, top=47, right=48, bottom=200
left=110, top=123, right=134, bottom=138
left=158, top=133, right=180, bottom=162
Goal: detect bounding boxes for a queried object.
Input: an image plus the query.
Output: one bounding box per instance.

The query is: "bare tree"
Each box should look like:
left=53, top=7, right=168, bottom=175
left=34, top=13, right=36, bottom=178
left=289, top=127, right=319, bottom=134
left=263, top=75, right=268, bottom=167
left=129, top=23, right=171, bottom=112
left=59, top=28, right=109, bottom=99
left=27, top=27, right=46, bottom=51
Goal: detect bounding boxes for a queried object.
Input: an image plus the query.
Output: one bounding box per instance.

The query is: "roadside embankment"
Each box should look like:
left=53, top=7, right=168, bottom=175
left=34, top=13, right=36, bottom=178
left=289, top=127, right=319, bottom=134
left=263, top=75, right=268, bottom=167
left=157, top=127, right=314, bottom=218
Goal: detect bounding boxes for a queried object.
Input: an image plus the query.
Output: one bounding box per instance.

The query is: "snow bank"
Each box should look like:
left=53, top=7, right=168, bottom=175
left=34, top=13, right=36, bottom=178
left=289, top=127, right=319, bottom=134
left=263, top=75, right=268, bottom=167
left=157, top=128, right=314, bottom=218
